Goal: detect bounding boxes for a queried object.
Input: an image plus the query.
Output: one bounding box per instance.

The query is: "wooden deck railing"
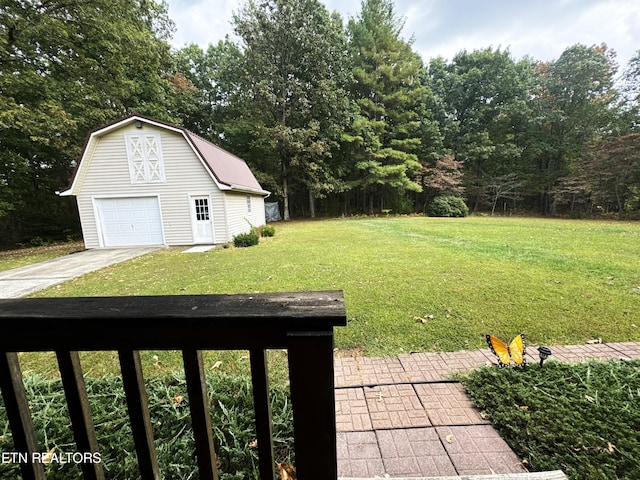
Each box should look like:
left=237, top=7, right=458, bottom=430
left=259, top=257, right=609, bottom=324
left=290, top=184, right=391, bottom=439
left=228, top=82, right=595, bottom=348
left=0, top=291, right=346, bottom=480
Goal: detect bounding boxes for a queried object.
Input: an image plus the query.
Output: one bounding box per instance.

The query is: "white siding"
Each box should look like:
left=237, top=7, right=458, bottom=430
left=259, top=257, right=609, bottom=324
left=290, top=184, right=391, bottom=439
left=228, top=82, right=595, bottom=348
left=76, top=123, right=224, bottom=248
left=251, top=195, right=267, bottom=228
left=221, top=192, right=266, bottom=242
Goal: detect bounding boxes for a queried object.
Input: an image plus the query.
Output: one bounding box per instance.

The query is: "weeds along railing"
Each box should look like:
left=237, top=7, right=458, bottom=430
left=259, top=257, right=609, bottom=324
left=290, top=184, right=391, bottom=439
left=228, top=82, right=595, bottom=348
left=0, top=291, right=346, bottom=480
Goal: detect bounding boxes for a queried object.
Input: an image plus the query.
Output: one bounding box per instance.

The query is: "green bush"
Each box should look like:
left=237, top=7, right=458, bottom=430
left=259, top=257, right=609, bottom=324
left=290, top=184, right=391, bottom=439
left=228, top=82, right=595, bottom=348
left=259, top=225, right=276, bottom=237
left=233, top=232, right=259, bottom=247
left=427, top=195, right=469, bottom=217
left=0, top=374, right=294, bottom=480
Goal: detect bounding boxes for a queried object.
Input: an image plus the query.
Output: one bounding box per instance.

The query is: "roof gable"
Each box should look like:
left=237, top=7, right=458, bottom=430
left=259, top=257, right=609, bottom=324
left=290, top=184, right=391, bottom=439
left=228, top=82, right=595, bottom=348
left=60, top=115, right=268, bottom=196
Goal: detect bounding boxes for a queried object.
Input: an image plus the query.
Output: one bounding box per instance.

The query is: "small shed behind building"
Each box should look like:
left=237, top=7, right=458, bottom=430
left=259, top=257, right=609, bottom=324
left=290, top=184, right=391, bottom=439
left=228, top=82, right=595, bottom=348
left=265, top=202, right=282, bottom=222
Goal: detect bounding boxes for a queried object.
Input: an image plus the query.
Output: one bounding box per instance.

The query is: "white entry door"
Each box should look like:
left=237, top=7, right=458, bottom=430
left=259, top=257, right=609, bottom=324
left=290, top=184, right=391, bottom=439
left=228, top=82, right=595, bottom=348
left=191, top=196, right=214, bottom=243
left=96, top=197, right=164, bottom=247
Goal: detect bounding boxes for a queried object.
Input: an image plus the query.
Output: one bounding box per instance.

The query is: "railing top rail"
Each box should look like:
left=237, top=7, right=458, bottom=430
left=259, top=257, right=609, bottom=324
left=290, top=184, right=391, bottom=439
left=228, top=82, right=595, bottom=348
left=0, top=291, right=345, bottom=323
left=0, top=291, right=346, bottom=351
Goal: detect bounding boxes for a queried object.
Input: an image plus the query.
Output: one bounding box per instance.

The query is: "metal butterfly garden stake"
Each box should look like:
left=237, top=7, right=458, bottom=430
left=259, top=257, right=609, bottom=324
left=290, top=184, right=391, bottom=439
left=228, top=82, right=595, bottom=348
left=486, top=334, right=526, bottom=368
left=486, top=334, right=552, bottom=368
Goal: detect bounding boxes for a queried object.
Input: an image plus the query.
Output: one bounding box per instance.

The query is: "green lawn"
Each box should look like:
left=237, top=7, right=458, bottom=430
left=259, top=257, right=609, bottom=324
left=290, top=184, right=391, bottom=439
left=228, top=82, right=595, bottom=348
left=0, top=241, right=84, bottom=272
left=31, top=216, right=640, bottom=357
left=7, top=217, right=640, bottom=478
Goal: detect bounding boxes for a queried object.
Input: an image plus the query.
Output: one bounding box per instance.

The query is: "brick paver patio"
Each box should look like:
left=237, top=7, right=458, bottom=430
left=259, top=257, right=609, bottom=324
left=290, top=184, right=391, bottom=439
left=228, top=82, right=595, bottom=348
left=365, top=384, right=431, bottom=429
left=335, top=341, right=640, bottom=478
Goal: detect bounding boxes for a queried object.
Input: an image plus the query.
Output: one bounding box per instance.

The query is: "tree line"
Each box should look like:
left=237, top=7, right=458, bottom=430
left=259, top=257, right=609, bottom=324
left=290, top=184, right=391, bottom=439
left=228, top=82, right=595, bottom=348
left=2, top=0, right=639, bottom=246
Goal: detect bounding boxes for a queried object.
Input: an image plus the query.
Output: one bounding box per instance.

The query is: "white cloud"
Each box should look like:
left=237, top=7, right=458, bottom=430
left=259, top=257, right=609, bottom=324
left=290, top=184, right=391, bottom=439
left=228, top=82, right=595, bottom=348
left=167, top=0, right=240, bottom=48
left=165, top=0, right=640, bottom=66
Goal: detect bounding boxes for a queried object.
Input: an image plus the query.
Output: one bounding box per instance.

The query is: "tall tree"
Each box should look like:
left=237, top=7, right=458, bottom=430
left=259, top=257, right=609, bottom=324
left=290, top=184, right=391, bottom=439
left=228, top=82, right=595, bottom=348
left=172, top=40, right=245, bottom=139
left=524, top=44, right=619, bottom=213
left=415, top=154, right=464, bottom=211
left=616, top=49, right=640, bottom=133
left=346, top=0, right=425, bottom=213
left=556, top=133, right=640, bottom=216
left=231, top=0, right=352, bottom=220
left=429, top=48, right=531, bottom=212
left=0, top=0, right=177, bottom=245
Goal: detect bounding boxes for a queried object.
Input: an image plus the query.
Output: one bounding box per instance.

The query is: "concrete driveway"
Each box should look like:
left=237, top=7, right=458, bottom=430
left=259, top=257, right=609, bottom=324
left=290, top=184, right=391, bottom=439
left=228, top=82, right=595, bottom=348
left=0, top=247, right=159, bottom=298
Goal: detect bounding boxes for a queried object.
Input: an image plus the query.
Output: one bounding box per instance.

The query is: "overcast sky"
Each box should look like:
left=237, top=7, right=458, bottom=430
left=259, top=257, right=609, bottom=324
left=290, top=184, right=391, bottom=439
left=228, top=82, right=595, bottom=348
left=166, top=0, right=640, bottom=70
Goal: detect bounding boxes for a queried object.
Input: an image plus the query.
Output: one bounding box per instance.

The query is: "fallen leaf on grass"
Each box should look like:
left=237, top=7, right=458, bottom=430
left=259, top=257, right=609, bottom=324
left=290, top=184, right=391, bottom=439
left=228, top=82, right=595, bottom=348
left=585, top=394, right=595, bottom=403
left=608, top=442, right=616, bottom=453
left=173, top=394, right=184, bottom=405
left=277, top=463, right=297, bottom=480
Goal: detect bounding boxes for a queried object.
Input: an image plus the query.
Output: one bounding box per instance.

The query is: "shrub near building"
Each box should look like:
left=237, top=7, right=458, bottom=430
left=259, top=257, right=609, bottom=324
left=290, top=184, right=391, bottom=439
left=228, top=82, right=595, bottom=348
left=259, top=225, right=276, bottom=237
left=233, top=232, right=260, bottom=247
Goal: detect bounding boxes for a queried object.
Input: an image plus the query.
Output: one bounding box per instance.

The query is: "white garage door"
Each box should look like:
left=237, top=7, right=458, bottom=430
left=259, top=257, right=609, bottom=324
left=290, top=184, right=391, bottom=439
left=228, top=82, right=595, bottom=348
left=96, top=197, right=164, bottom=247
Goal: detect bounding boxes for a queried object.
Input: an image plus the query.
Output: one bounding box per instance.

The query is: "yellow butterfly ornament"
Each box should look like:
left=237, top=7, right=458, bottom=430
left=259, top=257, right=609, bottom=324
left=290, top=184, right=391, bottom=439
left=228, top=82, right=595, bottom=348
left=486, top=334, right=526, bottom=368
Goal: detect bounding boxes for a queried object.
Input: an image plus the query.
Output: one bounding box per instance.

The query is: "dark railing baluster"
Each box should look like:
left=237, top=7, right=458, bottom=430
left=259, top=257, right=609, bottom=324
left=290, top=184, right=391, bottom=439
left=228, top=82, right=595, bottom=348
left=288, top=331, right=338, bottom=480
left=0, top=352, right=46, bottom=480
left=56, top=351, right=105, bottom=480
left=182, top=349, right=219, bottom=480
left=118, top=349, right=160, bottom=480
left=249, top=349, right=276, bottom=480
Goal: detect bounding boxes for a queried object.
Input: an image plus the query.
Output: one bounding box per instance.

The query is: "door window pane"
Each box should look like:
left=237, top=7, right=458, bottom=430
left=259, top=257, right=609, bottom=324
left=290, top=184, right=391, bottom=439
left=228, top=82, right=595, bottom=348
left=195, top=198, right=210, bottom=221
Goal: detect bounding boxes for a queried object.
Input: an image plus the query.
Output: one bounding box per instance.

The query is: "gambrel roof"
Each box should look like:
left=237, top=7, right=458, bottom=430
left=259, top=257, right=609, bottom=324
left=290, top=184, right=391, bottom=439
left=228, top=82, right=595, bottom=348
left=60, top=114, right=269, bottom=196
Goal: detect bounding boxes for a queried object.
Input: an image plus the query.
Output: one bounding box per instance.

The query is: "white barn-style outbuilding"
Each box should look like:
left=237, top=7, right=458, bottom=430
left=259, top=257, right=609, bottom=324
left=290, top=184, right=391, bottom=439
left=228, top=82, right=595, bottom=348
left=59, top=115, right=270, bottom=248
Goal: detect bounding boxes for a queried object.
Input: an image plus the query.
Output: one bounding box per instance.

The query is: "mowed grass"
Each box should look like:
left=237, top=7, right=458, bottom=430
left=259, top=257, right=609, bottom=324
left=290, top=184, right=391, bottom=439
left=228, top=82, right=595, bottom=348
left=30, top=216, right=640, bottom=359
left=0, top=241, right=84, bottom=272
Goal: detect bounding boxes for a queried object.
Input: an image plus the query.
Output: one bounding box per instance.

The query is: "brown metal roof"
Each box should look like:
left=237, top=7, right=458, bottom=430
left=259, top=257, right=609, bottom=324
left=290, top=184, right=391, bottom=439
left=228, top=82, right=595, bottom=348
left=61, top=114, right=269, bottom=196
left=183, top=130, right=265, bottom=193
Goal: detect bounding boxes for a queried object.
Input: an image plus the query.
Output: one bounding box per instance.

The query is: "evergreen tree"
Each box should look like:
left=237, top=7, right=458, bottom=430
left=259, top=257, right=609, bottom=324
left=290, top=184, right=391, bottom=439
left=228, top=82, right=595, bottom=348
left=346, top=0, right=425, bottom=213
